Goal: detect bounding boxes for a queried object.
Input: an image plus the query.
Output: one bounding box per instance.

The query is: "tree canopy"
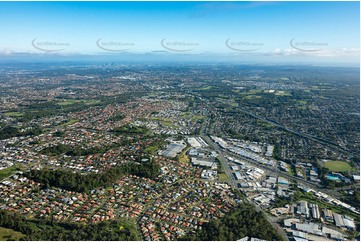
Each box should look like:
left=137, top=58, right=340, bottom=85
left=25, top=160, right=160, bottom=193
left=180, top=205, right=283, bottom=241
left=0, top=211, right=139, bottom=241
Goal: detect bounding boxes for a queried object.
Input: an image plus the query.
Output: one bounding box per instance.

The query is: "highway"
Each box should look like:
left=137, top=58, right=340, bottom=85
left=197, top=102, right=354, bottom=240
left=218, top=144, right=322, bottom=188
left=224, top=107, right=357, bottom=158
left=200, top=111, right=348, bottom=198
left=202, top=133, right=347, bottom=198
left=219, top=108, right=357, bottom=161
left=199, top=120, right=289, bottom=240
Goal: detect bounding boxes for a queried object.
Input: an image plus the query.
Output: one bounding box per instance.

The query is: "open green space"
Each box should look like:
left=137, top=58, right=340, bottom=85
left=256, top=120, right=275, bottom=128
left=180, top=112, right=192, bottom=118
left=244, top=95, right=262, bottom=100
left=191, top=115, right=205, bottom=121
left=178, top=147, right=191, bottom=164
left=218, top=173, right=229, bottom=181
left=275, top=90, right=291, bottom=96
left=143, top=144, right=162, bottom=155
left=3, top=112, right=23, bottom=117
left=180, top=112, right=205, bottom=121
left=244, top=89, right=263, bottom=95
left=297, top=100, right=308, bottom=105
left=324, top=160, right=352, bottom=172
left=58, top=100, right=77, bottom=106
left=57, top=99, right=100, bottom=106
left=112, top=124, right=150, bottom=135
left=0, top=227, right=25, bottom=241
left=198, top=86, right=214, bottom=91
left=149, top=117, right=176, bottom=128
left=0, top=166, right=17, bottom=181
left=60, top=119, right=79, bottom=126
left=309, top=104, right=320, bottom=111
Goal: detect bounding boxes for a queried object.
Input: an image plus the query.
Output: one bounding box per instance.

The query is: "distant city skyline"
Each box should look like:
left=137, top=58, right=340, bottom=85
left=0, top=1, right=359, bottom=66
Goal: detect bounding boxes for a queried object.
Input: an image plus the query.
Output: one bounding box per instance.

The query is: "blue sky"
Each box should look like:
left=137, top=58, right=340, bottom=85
left=0, top=1, right=359, bottom=65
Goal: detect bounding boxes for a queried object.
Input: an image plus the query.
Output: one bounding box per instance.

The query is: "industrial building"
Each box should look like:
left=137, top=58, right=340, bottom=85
left=234, top=171, right=242, bottom=180
left=162, top=143, right=186, bottom=158
left=191, top=158, right=217, bottom=170
left=296, top=201, right=309, bottom=218
left=187, top=137, right=208, bottom=148
left=309, top=204, right=320, bottom=219
left=295, top=222, right=322, bottom=236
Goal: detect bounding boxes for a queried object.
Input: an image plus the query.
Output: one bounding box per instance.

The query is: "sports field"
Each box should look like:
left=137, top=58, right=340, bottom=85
left=324, top=160, right=352, bottom=172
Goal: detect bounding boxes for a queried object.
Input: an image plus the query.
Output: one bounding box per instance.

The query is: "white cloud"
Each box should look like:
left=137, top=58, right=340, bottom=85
left=262, top=48, right=360, bottom=57
left=0, top=48, right=15, bottom=56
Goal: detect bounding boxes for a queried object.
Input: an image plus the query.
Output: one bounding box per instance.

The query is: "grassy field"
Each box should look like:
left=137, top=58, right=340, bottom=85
left=3, top=112, right=23, bottom=117
left=57, top=99, right=100, bottom=106
left=256, top=120, right=275, bottom=128
left=275, top=90, right=291, bottom=96
left=178, top=147, right=191, bottom=164
left=0, top=166, right=17, bottom=181
left=244, top=95, right=262, bottom=99
left=0, top=227, right=25, bottom=241
left=309, top=105, right=320, bottom=111
left=191, top=115, right=205, bottom=121
left=297, top=100, right=308, bottom=105
left=324, top=160, right=352, bottom=172
left=198, top=86, right=214, bottom=91
left=218, top=173, right=229, bottom=181
left=180, top=113, right=205, bottom=121
left=149, top=117, right=175, bottom=128
left=143, top=145, right=159, bottom=155
left=245, top=89, right=263, bottom=95
left=144, top=141, right=165, bottom=155
left=60, top=119, right=79, bottom=126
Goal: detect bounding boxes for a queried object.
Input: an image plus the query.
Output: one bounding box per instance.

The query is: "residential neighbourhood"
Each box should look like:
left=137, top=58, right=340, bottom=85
left=0, top=63, right=359, bottom=241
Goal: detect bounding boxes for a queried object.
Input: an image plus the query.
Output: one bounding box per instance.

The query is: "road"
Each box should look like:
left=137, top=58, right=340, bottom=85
left=199, top=119, right=289, bottom=241
left=220, top=146, right=321, bottom=188
left=198, top=115, right=359, bottom=240
left=224, top=108, right=357, bottom=159
left=200, top=115, right=346, bottom=198
left=201, top=141, right=290, bottom=240
left=203, top=133, right=346, bottom=198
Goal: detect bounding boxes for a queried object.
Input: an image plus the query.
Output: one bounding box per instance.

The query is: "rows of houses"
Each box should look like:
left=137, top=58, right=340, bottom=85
left=0, top=153, right=242, bottom=241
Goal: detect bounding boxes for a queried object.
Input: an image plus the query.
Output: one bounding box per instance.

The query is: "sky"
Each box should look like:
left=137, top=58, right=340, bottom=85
left=0, top=1, right=359, bottom=66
